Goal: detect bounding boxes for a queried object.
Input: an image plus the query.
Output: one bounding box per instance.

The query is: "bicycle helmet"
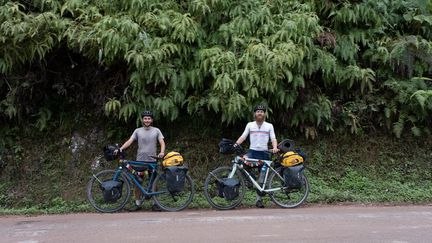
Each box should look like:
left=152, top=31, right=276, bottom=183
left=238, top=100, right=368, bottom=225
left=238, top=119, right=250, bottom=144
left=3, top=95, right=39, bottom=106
left=254, top=104, right=266, bottom=112
left=277, top=139, right=295, bottom=153
left=141, top=110, right=153, bottom=118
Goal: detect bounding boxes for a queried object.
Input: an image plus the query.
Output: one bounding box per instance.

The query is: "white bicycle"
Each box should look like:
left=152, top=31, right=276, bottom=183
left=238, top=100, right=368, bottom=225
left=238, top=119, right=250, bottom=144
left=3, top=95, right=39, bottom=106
left=203, top=140, right=310, bottom=210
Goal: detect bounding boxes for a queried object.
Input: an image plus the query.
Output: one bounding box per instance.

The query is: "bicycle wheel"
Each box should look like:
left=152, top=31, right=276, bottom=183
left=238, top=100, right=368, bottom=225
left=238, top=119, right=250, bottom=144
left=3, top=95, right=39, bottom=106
left=268, top=167, right=309, bottom=208
left=87, top=169, right=131, bottom=213
left=203, top=166, right=246, bottom=210
left=152, top=173, right=195, bottom=212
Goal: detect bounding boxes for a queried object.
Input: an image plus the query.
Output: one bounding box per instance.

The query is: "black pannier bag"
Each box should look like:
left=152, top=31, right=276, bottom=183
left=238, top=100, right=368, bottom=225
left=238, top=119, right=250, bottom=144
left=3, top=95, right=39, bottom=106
left=283, top=164, right=305, bottom=189
left=165, top=166, right=188, bottom=193
left=217, top=178, right=240, bottom=200
left=100, top=180, right=123, bottom=203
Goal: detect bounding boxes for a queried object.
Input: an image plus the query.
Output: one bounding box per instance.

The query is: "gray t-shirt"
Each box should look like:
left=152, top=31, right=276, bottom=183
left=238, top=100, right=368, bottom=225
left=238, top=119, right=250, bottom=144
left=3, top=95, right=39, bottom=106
left=130, top=127, right=164, bottom=161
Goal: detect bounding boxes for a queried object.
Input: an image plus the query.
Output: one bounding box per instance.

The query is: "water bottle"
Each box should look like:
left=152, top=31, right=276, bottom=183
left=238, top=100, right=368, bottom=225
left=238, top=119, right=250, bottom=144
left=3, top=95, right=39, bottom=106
left=258, top=164, right=267, bottom=184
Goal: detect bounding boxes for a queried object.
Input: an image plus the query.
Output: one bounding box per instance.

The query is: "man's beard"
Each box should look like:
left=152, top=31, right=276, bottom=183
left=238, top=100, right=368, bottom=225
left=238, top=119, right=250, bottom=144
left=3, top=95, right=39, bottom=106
left=143, top=122, right=152, bottom=127
left=255, top=115, right=264, bottom=122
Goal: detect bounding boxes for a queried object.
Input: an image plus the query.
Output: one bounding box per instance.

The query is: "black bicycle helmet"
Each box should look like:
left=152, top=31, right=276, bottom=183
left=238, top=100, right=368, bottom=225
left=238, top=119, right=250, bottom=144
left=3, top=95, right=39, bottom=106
left=277, top=139, right=295, bottom=153
left=254, top=104, right=266, bottom=112
left=141, top=110, right=153, bottom=118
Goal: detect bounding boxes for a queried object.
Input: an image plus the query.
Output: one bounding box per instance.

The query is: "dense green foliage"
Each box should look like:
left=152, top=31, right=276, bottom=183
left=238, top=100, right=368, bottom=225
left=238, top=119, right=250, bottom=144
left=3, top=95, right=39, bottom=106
left=1, top=0, right=431, bottom=138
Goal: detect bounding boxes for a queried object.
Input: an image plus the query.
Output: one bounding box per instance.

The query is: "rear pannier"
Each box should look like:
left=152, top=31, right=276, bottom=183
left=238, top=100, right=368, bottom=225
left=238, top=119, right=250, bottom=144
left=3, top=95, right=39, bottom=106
left=283, top=164, right=305, bottom=190
left=165, top=166, right=188, bottom=194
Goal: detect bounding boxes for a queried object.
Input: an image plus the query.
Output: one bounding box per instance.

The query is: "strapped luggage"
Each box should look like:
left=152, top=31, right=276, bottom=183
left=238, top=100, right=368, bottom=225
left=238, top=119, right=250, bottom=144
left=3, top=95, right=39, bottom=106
left=163, top=152, right=184, bottom=167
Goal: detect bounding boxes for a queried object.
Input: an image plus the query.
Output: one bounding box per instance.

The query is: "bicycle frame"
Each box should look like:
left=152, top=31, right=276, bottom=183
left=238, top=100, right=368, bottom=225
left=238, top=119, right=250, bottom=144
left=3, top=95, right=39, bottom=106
left=113, top=160, right=166, bottom=197
left=228, top=156, right=285, bottom=193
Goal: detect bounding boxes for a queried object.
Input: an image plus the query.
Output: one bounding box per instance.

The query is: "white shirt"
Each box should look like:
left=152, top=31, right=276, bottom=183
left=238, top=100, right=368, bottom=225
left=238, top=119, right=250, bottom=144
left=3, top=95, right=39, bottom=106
left=240, top=121, right=276, bottom=151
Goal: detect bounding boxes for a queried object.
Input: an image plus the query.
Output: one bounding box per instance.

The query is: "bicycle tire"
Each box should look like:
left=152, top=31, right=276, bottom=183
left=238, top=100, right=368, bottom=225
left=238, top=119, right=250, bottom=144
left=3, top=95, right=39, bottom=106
left=268, top=167, right=309, bottom=208
left=203, top=166, right=246, bottom=210
left=151, top=173, right=195, bottom=212
left=87, top=169, right=131, bottom=213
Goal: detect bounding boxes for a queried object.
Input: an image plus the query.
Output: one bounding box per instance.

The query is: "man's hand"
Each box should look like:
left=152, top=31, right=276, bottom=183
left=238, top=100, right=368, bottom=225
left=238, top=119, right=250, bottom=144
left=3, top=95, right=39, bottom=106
left=158, top=152, right=165, bottom=158
left=114, top=148, right=122, bottom=155
left=271, top=148, right=279, bottom=154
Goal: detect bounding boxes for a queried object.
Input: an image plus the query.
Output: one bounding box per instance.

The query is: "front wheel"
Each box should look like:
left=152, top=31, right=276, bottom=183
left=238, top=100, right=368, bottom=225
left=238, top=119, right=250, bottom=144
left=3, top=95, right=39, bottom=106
left=87, top=169, right=131, bottom=213
left=268, top=167, right=309, bottom=208
left=203, top=166, right=246, bottom=210
left=152, top=172, right=195, bottom=212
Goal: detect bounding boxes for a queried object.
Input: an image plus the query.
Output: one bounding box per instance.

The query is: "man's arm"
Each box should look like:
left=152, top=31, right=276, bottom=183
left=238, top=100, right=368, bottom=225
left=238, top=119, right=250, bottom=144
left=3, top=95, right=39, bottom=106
left=118, top=137, right=134, bottom=153
left=158, top=138, right=165, bottom=158
left=270, top=124, right=279, bottom=153
left=271, top=139, right=279, bottom=153
left=235, top=123, right=250, bottom=145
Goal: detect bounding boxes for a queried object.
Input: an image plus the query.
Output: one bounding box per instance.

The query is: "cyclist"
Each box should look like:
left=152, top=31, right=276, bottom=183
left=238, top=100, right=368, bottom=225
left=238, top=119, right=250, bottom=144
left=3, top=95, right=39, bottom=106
left=234, top=104, right=279, bottom=208
left=116, top=110, right=165, bottom=211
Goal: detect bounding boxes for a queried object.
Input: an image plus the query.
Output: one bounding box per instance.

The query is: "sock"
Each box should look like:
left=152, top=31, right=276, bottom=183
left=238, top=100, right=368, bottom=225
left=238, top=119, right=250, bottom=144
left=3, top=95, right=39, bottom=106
left=135, top=200, right=142, bottom=206
left=256, top=195, right=262, bottom=202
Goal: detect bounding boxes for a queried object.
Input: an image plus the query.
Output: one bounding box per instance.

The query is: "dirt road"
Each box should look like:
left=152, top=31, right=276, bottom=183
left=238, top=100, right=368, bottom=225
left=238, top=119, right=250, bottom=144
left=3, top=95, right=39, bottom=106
left=1, top=205, right=431, bottom=243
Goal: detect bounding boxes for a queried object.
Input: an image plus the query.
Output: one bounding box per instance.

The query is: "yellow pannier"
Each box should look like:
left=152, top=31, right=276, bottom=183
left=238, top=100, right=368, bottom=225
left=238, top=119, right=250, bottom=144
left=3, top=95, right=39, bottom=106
left=281, top=151, right=304, bottom=167
left=163, top=152, right=184, bottom=167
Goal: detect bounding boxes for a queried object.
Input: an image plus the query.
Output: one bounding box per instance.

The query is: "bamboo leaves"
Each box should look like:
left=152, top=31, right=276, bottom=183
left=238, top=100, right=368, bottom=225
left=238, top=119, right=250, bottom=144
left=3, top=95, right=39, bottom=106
left=1, top=0, right=431, bottom=137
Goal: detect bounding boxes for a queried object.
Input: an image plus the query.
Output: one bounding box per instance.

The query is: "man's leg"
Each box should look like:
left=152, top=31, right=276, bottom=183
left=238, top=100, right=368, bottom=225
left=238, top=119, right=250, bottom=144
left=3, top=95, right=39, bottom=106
left=128, top=167, right=145, bottom=211
left=147, top=169, right=162, bottom=211
left=254, top=150, right=271, bottom=208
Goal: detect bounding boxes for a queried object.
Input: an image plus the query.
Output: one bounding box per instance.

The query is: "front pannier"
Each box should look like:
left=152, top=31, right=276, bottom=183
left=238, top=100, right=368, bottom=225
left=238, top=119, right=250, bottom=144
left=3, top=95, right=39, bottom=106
left=283, top=164, right=305, bottom=190
left=217, top=178, right=240, bottom=200
left=165, top=166, right=188, bottom=193
left=100, top=180, right=123, bottom=203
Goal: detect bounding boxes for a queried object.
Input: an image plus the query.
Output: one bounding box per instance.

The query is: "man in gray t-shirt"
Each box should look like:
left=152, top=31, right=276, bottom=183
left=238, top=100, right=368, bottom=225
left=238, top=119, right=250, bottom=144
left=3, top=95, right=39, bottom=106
left=130, top=125, right=164, bottom=162
left=118, top=110, right=165, bottom=211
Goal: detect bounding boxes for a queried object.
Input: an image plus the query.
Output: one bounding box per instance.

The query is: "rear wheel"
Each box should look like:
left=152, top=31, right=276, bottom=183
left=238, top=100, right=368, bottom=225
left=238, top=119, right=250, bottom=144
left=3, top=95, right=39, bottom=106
left=87, top=169, right=131, bottom=213
left=203, top=166, right=246, bottom=210
left=152, top=173, right=195, bottom=212
left=268, top=167, right=309, bottom=208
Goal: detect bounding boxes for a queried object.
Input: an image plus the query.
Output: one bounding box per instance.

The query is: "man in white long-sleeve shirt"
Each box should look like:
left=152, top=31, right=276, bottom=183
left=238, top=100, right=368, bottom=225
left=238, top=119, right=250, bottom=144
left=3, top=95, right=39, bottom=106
left=234, top=104, right=279, bottom=208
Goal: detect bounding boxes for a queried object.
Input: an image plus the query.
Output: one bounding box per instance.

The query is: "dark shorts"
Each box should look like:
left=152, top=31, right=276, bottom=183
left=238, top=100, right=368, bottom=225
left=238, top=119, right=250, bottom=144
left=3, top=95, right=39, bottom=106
left=246, top=149, right=271, bottom=160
